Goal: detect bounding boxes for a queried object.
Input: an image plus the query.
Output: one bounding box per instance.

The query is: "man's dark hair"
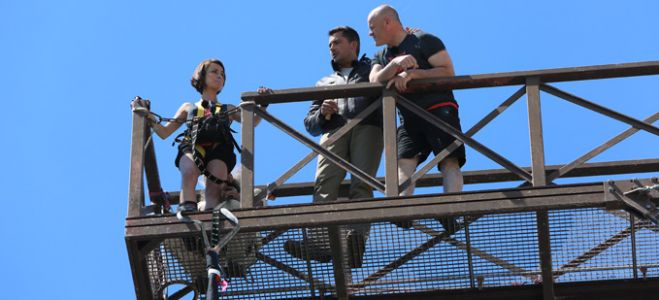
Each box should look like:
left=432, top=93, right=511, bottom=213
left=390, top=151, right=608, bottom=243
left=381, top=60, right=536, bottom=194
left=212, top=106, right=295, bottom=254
left=329, top=26, right=360, bottom=57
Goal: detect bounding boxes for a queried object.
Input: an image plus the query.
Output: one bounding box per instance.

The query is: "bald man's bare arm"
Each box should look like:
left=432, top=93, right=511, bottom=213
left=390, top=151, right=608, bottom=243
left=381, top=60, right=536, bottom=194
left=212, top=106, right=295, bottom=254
left=369, top=63, right=389, bottom=83
left=369, top=54, right=419, bottom=83
left=405, top=50, right=455, bottom=80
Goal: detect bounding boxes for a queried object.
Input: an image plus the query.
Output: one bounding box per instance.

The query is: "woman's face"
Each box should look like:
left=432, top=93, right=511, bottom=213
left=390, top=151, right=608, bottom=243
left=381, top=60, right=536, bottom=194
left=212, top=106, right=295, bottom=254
left=204, top=63, right=225, bottom=92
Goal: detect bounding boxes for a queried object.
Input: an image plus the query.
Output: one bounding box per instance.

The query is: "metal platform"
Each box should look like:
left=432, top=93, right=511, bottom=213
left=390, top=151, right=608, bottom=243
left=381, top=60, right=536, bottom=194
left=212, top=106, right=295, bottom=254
left=126, top=179, right=659, bottom=299
left=126, top=61, right=659, bottom=299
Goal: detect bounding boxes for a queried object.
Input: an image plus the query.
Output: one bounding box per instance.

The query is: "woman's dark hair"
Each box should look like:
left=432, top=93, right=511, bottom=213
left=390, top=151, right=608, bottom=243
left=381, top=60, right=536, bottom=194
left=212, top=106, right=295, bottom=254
left=191, top=59, right=225, bottom=94
left=328, top=26, right=360, bottom=57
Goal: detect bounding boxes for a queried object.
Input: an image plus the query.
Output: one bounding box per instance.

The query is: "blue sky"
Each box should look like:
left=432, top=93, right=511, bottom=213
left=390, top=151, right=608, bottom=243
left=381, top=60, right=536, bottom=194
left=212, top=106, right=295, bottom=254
left=1, top=0, right=657, bottom=299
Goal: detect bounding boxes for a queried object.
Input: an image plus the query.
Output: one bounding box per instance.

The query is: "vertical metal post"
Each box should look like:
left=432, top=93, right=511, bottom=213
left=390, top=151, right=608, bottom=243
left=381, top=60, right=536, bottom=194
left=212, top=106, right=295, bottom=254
left=143, top=133, right=165, bottom=214
left=536, top=211, right=553, bottom=297
left=526, top=77, right=547, bottom=186
left=382, top=90, right=399, bottom=196
left=126, top=240, right=155, bottom=300
left=630, top=214, right=638, bottom=279
left=465, top=220, right=476, bottom=289
left=527, top=77, right=554, bottom=300
left=240, top=102, right=255, bottom=208
left=329, top=225, right=349, bottom=299
left=128, top=113, right=147, bottom=218
left=301, top=229, right=317, bottom=297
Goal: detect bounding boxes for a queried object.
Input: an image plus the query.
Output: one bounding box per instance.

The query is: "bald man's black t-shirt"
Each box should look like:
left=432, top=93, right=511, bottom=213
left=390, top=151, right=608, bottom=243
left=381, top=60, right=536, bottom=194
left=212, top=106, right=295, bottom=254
left=372, top=32, right=457, bottom=115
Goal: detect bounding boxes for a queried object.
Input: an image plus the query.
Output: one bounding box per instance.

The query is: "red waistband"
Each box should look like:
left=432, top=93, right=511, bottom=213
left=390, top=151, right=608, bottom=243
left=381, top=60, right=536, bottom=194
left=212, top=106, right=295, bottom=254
left=196, top=142, right=216, bottom=147
left=426, top=101, right=459, bottom=111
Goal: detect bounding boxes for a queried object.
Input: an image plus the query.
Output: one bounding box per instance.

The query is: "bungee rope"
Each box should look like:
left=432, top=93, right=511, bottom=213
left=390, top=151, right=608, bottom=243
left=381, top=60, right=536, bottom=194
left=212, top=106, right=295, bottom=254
left=132, top=96, right=254, bottom=298
left=176, top=204, right=241, bottom=299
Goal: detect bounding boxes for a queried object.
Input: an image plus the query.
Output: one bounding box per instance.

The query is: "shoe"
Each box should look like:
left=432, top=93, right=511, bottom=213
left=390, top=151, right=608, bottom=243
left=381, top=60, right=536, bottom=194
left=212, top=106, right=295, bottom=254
left=176, top=202, right=202, bottom=252
left=392, top=220, right=414, bottom=230
left=436, top=216, right=460, bottom=236
left=283, top=239, right=332, bottom=263
left=346, top=233, right=366, bottom=268
left=224, top=260, right=248, bottom=278
left=176, top=201, right=197, bottom=216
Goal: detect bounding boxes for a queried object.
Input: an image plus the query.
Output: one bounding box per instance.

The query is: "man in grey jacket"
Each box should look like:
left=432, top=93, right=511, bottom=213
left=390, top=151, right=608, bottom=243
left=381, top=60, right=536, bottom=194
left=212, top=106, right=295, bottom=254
left=283, top=26, right=383, bottom=268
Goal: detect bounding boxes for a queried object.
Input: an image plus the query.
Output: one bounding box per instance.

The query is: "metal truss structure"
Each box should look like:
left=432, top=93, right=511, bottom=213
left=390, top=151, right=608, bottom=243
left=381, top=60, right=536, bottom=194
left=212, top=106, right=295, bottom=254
left=127, top=61, right=659, bottom=299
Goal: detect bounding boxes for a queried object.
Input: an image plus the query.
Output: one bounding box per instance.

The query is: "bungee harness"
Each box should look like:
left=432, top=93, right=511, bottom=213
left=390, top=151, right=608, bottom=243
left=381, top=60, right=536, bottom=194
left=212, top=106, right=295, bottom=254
left=177, top=100, right=241, bottom=186
left=132, top=96, right=243, bottom=188
left=132, top=96, right=254, bottom=298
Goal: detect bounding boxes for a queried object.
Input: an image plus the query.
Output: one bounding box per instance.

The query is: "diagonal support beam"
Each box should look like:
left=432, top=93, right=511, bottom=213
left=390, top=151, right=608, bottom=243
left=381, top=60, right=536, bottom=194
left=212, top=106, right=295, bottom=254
left=358, top=213, right=538, bottom=293
left=352, top=231, right=452, bottom=289
left=255, top=251, right=332, bottom=290
left=254, top=107, right=385, bottom=192
left=260, top=229, right=288, bottom=246
left=263, top=100, right=382, bottom=199
left=352, top=220, right=472, bottom=289
left=414, top=223, right=537, bottom=280
left=553, top=222, right=651, bottom=278
left=396, top=94, right=533, bottom=183
left=401, top=87, right=527, bottom=192
left=540, top=84, right=659, bottom=136
left=167, top=285, right=195, bottom=300
left=547, top=111, right=659, bottom=183
left=603, top=209, right=659, bottom=234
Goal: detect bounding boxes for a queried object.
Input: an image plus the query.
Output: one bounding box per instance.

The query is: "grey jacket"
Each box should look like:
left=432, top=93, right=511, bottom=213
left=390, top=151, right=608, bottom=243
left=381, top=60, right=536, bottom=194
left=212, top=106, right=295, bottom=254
left=304, top=55, right=382, bottom=136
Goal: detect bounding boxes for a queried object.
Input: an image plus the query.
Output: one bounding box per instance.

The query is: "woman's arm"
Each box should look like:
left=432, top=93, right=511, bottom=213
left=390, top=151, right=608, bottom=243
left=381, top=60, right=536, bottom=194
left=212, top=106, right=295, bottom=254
left=150, top=102, right=190, bottom=139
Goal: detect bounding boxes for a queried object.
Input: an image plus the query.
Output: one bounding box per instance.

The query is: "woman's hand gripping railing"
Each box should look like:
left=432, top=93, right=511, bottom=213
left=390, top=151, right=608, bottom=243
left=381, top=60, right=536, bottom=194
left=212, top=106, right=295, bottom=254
left=131, top=96, right=186, bottom=126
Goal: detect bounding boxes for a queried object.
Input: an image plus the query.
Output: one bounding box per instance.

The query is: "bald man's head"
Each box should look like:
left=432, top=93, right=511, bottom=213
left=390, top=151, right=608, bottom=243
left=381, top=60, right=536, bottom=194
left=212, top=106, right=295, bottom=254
left=367, top=4, right=404, bottom=47
left=368, top=4, right=401, bottom=25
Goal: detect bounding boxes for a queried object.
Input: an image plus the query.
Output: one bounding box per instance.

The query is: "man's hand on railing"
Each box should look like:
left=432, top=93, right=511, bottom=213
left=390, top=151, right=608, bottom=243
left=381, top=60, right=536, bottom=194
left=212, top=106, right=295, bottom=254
left=390, top=55, right=418, bottom=73
left=386, top=71, right=415, bottom=92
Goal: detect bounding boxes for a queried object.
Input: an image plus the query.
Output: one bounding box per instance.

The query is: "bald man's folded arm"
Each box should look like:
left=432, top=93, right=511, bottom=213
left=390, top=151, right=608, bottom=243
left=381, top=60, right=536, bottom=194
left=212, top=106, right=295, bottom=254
left=370, top=62, right=398, bottom=83
left=405, top=50, right=455, bottom=80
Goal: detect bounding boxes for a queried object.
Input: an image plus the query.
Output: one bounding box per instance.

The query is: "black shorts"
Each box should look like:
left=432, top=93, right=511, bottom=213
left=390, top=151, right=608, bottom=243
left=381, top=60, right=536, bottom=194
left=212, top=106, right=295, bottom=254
left=175, top=143, right=237, bottom=171
left=397, top=105, right=467, bottom=168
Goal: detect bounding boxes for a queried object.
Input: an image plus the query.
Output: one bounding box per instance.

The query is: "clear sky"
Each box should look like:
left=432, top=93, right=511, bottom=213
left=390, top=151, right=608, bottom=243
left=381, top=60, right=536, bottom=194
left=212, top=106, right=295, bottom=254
left=1, top=0, right=658, bottom=299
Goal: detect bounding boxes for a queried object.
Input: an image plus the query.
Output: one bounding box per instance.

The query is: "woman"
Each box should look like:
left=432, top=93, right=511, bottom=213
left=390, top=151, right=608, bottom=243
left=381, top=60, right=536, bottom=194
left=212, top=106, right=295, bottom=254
left=131, top=58, right=268, bottom=213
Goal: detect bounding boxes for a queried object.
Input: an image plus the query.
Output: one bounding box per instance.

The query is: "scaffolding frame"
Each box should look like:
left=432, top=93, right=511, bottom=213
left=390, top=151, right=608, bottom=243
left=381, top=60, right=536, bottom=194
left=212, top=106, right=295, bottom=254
left=127, top=60, right=659, bottom=300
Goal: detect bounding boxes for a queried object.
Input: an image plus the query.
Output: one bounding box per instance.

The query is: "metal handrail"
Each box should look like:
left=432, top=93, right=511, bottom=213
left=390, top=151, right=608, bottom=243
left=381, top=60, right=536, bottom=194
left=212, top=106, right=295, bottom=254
left=236, top=60, right=659, bottom=208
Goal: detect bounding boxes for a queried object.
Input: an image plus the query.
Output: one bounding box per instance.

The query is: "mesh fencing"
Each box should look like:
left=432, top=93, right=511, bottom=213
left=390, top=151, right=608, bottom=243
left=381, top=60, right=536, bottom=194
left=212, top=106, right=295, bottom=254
left=144, top=208, right=659, bottom=299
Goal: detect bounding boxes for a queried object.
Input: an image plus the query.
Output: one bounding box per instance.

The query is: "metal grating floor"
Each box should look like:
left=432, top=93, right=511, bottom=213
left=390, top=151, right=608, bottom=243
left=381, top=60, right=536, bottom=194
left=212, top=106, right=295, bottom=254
left=144, top=208, right=659, bottom=299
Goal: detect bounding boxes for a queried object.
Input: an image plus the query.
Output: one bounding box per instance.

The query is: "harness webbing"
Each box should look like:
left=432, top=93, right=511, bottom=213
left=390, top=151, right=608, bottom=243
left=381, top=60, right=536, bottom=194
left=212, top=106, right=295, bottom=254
left=193, top=100, right=223, bottom=157
left=191, top=116, right=228, bottom=185
left=189, top=100, right=241, bottom=185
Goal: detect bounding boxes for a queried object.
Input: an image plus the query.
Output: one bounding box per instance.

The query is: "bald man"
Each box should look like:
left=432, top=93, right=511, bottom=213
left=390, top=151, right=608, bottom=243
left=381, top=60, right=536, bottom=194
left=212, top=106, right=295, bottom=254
left=368, top=5, right=465, bottom=234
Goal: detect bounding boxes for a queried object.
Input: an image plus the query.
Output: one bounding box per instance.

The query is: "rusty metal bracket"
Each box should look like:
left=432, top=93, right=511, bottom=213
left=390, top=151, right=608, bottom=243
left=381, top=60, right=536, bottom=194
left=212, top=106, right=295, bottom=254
left=606, top=178, right=659, bottom=225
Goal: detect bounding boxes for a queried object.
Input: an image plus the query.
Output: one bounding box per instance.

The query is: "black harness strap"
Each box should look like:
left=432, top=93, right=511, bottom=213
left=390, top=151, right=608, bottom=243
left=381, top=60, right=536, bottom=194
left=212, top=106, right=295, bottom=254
left=191, top=118, right=228, bottom=186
